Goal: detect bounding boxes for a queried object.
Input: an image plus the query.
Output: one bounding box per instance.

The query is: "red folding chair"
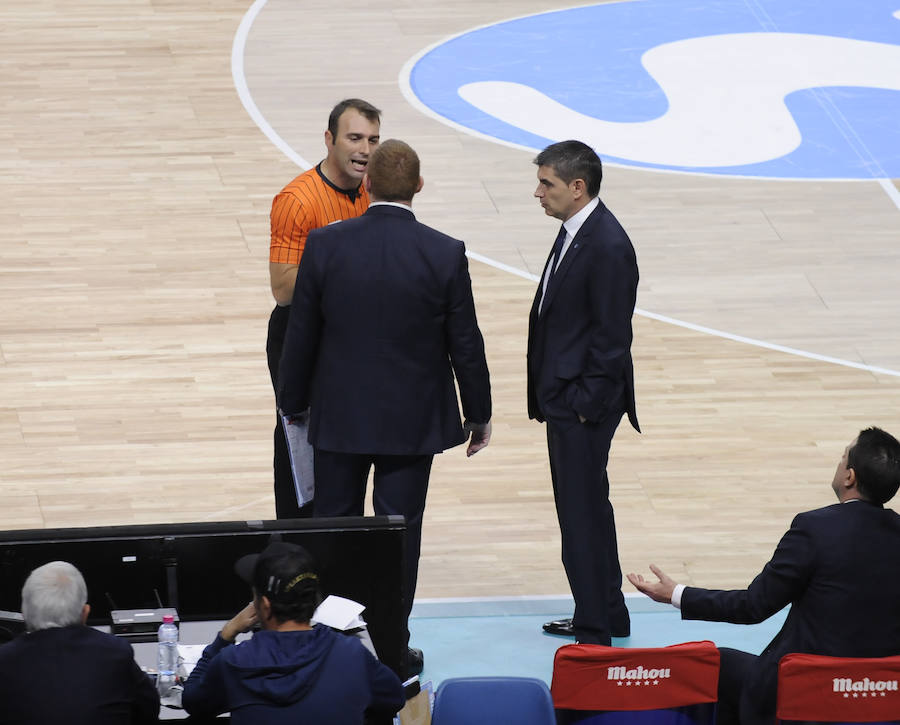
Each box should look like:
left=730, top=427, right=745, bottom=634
left=551, top=640, right=720, bottom=725
left=777, top=652, right=900, bottom=724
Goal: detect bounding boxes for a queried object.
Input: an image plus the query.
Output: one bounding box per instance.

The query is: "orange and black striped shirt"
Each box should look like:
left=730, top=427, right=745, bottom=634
left=269, top=163, right=370, bottom=265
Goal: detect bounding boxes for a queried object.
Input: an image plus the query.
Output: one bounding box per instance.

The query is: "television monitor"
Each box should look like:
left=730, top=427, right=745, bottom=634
left=0, top=516, right=407, bottom=676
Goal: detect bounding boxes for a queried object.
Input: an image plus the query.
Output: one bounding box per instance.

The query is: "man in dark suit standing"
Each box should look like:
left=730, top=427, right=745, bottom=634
left=278, top=139, right=492, bottom=676
left=527, top=140, right=640, bottom=646
left=628, top=427, right=900, bottom=725
left=0, top=561, right=159, bottom=725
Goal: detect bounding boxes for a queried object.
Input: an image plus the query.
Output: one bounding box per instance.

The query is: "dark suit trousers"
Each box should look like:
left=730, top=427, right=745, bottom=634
left=546, top=411, right=628, bottom=645
left=266, top=304, right=313, bottom=520
left=716, top=647, right=757, bottom=725
left=313, top=448, right=434, bottom=645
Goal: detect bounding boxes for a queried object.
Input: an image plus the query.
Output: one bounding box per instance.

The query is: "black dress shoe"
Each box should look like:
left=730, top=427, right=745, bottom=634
left=542, top=617, right=631, bottom=638
left=405, top=646, right=424, bottom=677
left=542, top=618, right=575, bottom=636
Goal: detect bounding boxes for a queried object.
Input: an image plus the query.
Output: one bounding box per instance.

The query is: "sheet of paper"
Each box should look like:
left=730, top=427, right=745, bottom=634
left=311, top=595, right=366, bottom=630
left=280, top=412, right=315, bottom=506
left=176, top=643, right=207, bottom=678
left=177, top=643, right=207, bottom=665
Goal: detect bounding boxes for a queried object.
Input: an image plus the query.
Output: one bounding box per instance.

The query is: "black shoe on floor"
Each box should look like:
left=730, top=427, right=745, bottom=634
left=542, top=617, right=630, bottom=638
left=405, top=646, right=424, bottom=677
left=542, top=618, right=575, bottom=636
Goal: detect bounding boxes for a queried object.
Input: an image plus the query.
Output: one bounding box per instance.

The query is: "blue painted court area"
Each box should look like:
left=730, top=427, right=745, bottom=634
left=404, top=0, right=900, bottom=179
left=409, top=595, right=788, bottom=687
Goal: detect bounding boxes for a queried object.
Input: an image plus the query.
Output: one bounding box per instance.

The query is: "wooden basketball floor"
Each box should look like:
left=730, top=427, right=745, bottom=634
left=1, top=0, right=898, bottom=601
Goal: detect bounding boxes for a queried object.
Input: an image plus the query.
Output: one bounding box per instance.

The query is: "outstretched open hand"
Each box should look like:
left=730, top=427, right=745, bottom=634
left=626, top=564, right=678, bottom=604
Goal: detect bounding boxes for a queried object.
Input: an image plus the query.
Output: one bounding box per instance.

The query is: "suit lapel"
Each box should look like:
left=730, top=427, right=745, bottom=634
left=538, top=202, right=606, bottom=317
left=538, top=228, right=591, bottom=318
left=539, top=241, right=583, bottom=316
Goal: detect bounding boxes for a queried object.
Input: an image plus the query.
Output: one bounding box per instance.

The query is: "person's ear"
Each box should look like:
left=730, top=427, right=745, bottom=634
left=81, top=603, right=90, bottom=625
left=324, top=129, right=334, bottom=147
left=258, top=595, right=272, bottom=620
left=415, top=176, right=424, bottom=194
left=571, top=178, right=586, bottom=198
left=364, top=174, right=372, bottom=193
left=846, top=467, right=858, bottom=490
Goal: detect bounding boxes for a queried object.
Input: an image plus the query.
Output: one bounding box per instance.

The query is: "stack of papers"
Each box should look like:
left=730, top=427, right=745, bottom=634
left=311, top=595, right=367, bottom=630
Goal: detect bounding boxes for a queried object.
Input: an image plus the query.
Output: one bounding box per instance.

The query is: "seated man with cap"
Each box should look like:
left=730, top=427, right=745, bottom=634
left=182, top=541, right=404, bottom=724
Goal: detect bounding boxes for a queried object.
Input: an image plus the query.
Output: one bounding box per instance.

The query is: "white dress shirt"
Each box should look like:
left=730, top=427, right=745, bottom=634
left=538, top=196, right=600, bottom=313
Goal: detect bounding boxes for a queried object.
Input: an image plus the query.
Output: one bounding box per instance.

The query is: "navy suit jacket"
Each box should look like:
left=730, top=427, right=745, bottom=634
left=0, top=625, right=159, bottom=725
left=527, top=199, right=639, bottom=430
left=278, top=204, right=491, bottom=456
left=681, top=500, right=900, bottom=725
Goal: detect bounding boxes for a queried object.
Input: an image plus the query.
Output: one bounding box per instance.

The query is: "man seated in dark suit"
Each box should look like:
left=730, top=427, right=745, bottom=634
left=182, top=541, right=404, bottom=724
left=0, top=560, right=159, bottom=725
left=628, top=427, right=900, bottom=725
left=277, top=138, right=492, bottom=676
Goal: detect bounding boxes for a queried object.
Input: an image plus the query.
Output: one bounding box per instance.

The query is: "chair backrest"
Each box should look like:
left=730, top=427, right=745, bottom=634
left=776, top=652, right=900, bottom=724
left=551, top=640, right=720, bottom=725
left=431, top=676, right=556, bottom=725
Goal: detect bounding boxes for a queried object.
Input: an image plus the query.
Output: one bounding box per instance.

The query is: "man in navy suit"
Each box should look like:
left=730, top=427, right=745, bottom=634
left=0, top=561, right=159, bottom=725
left=628, top=427, right=900, bottom=725
left=527, top=140, right=640, bottom=646
left=278, top=139, right=492, bottom=676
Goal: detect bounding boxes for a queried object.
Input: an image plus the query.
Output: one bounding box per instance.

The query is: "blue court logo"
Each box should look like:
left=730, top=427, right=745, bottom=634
left=403, top=0, right=900, bottom=179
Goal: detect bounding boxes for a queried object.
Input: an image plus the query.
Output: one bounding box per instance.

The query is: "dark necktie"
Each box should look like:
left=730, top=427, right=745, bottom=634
left=547, top=224, right=567, bottom=282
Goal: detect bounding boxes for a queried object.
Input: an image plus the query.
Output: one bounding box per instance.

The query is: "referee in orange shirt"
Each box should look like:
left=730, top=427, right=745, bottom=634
left=267, top=99, right=381, bottom=518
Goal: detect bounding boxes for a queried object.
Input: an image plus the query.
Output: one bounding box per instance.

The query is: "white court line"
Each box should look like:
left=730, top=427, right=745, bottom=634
left=879, top=177, right=900, bottom=211
left=636, top=309, right=900, bottom=378
left=743, top=1, right=900, bottom=213
left=231, top=0, right=309, bottom=170
left=466, top=251, right=900, bottom=378
left=412, top=592, right=665, bottom=615
left=235, top=3, right=900, bottom=380
left=416, top=593, right=641, bottom=603
left=202, top=494, right=273, bottom=521
left=466, top=250, right=540, bottom=282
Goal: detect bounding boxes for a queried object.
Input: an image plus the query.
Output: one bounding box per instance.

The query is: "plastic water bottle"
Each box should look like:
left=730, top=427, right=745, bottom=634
left=156, top=614, right=179, bottom=697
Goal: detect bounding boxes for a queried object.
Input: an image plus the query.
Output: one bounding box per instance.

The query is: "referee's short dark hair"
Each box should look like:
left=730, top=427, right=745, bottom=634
left=328, top=98, right=381, bottom=138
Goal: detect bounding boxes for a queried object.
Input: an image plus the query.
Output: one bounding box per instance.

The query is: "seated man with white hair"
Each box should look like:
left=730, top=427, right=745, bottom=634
left=0, top=560, right=159, bottom=725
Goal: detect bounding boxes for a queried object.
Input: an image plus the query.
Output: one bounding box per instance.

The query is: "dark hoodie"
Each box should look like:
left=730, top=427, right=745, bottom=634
left=182, top=624, right=404, bottom=724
